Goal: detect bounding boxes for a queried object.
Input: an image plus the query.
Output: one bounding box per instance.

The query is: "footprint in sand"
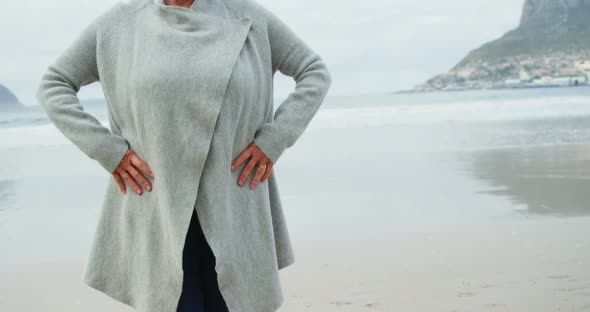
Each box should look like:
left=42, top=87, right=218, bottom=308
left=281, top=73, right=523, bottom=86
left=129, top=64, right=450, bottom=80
left=547, top=275, right=570, bottom=279
left=330, top=300, right=353, bottom=306
left=558, top=286, right=587, bottom=292
left=365, top=302, right=384, bottom=309
left=457, top=291, right=477, bottom=298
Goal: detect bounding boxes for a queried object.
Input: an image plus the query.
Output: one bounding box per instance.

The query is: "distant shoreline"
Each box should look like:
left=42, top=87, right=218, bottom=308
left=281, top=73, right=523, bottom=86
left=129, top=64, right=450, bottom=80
left=395, top=83, right=590, bottom=94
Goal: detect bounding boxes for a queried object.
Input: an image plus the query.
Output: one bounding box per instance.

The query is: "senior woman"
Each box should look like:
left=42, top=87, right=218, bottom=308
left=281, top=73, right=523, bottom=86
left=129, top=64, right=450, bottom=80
left=35, top=0, right=331, bottom=311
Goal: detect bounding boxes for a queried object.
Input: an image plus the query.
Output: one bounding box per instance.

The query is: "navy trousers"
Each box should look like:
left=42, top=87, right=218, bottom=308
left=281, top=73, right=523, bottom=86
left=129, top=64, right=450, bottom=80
left=177, top=208, right=230, bottom=312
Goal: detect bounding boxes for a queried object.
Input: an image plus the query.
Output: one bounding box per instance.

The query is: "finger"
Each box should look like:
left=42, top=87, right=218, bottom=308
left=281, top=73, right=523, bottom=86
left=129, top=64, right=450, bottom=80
left=249, top=161, right=267, bottom=189
left=237, top=157, right=258, bottom=187
left=113, top=171, right=126, bottom=193
left=260, top=162, right=272, bottom=183
left=127, top=164, right=152, bottom=192
left=121, top=169, right=143, bottom=195
left=129, top=152, right=155, bottom=179
left=231, top=144, right=253, bottom=171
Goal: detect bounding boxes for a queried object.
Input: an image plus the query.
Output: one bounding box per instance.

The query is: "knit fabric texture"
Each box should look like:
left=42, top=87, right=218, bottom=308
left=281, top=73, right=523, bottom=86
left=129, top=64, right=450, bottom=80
left=35, top=0, right=332, bottom=311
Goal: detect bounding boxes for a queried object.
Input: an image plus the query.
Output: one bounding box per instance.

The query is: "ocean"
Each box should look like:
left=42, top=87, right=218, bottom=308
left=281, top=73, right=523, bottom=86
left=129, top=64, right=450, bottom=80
left=1, top=86, right=590, bottom=265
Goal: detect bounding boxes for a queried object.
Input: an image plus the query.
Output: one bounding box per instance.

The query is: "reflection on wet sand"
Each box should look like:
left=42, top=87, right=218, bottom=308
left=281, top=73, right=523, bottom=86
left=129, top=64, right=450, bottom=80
left=465, top=143, right=590, bottom=217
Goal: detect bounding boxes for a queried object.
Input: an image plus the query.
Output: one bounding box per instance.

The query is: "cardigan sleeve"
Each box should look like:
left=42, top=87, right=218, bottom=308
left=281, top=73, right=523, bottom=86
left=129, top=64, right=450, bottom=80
left=35, top=19, right=130, bottom=174
left=252, top=8, right=332, bottom=164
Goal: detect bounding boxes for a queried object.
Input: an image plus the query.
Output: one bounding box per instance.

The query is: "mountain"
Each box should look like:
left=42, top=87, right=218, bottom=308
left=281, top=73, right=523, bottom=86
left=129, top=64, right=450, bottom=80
left=411, top=0, right=590, bottom=92
left=456, top=0, right=590, bottom=68
left=0, top=84, right=24, bottom=111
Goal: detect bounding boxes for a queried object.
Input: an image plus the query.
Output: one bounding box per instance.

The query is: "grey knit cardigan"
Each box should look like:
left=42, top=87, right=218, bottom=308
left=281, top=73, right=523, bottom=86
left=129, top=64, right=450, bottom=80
left=34, top=0, right=332, bottom=311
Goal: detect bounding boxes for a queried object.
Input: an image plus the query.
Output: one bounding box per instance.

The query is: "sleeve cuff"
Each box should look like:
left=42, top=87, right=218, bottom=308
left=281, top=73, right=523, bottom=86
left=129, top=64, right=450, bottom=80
left=93, top=135, right=130, bottom=174
left=253, top=124, right=288, bottom=164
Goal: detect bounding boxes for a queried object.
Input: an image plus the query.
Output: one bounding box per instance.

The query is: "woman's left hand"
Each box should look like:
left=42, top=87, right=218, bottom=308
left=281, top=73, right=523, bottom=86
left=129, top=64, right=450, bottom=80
left=231, top=142, right=273, bottom=189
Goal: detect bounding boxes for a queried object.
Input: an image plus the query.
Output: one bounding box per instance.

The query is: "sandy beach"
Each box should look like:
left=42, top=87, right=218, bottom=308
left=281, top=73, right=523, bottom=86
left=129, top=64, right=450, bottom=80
left=3, top=89, right=590, bottom=311
left=281, top=217, right=590, bottom=312
left=2, top=216, right=589, bottom=311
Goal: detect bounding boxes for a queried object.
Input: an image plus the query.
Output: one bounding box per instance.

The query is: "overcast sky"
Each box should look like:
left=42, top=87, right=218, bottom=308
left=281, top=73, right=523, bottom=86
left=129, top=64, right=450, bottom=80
left=0, top=0, right=523, bottom=106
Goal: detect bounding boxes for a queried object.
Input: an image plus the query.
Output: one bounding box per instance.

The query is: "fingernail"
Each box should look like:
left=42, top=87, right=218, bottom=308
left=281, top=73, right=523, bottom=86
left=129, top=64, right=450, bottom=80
left=231, top=165, right=235, bottom=170
left=147, top=185, right=151, bottom=191
left=150, top=173, right=155, bottom=179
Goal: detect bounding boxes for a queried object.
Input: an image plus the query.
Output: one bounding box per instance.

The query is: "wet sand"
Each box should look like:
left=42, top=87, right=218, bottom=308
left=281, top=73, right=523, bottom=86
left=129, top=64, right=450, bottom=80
left=464, top=142, right=590, bottom=217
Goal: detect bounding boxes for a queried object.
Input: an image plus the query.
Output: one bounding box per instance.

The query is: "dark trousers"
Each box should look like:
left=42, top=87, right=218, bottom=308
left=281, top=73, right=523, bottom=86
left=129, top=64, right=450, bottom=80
left=177, top=208, right=230, bottom=312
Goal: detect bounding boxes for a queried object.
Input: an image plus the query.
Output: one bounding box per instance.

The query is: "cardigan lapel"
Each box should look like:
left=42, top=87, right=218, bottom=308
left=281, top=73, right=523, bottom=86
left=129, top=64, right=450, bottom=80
left=149, top=0, right=252, bottom=113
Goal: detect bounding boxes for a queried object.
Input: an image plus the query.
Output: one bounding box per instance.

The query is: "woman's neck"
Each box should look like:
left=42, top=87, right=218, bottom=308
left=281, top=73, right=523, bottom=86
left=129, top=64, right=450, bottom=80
left=163, top=0, right=195, bottom=9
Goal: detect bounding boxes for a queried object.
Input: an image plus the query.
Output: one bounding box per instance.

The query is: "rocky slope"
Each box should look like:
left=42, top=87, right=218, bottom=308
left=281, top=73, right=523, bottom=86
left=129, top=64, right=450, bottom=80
left=456, top=0, right=590, bottom=67
left=0, top=84, right=24, bottom=111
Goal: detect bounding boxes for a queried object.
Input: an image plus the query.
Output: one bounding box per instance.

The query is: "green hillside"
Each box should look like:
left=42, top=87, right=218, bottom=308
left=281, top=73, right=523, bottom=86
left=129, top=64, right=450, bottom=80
left=454, top=2, right=590, bottom=69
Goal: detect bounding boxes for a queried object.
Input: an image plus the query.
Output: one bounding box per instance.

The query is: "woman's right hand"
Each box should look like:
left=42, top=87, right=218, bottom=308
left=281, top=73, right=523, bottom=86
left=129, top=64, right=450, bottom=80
left=112, top=148, right=155, bottom=195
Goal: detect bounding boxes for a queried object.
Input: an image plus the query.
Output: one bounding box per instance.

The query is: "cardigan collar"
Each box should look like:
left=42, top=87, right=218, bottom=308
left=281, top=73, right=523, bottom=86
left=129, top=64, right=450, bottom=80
left=145, top=0, right=253, bottom=142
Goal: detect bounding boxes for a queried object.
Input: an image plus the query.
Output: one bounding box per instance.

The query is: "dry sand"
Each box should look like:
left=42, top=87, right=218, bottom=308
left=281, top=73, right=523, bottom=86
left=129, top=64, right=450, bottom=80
left=1, top=216, right=589, bottom=312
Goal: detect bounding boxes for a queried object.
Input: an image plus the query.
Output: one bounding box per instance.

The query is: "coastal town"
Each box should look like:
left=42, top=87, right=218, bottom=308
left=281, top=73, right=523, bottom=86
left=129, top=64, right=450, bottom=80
left=411, top=51, right=590, bottom=92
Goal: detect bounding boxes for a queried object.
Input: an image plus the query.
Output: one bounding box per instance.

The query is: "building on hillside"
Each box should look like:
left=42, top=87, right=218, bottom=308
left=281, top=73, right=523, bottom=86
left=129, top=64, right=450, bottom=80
left=576, top=60, right=590, bottom=71
left=531, top=75, right=587, bottom=86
